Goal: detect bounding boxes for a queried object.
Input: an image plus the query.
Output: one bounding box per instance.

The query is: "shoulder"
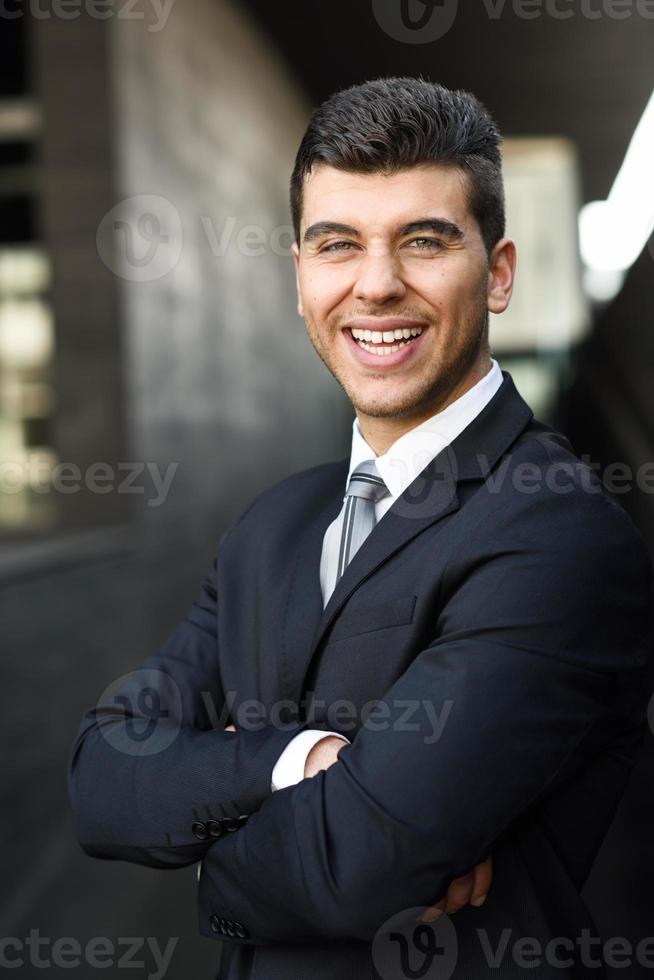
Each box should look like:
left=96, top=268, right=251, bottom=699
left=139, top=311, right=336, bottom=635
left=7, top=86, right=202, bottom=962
left=469, top=416, right=653, bottom=620
left=249, top=458, right=348, bottom=511
left=218, top=458, right=348, bottom=543
left=443, top=418, right=653, bottom=672
left=505, top=418, right=647, bottom=543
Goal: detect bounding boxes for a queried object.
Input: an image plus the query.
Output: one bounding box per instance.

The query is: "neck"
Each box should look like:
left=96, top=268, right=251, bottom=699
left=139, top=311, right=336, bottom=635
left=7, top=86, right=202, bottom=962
left=356, top=354, right=493, bottom=457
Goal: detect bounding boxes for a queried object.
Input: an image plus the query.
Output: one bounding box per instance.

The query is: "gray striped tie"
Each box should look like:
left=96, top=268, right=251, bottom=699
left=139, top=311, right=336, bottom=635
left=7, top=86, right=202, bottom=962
left=334, top=459, right=389, bottom=588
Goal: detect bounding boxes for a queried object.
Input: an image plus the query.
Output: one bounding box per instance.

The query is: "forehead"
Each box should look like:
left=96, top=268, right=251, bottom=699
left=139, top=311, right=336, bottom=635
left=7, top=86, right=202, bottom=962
left=300, top=163, right=472, bottom=233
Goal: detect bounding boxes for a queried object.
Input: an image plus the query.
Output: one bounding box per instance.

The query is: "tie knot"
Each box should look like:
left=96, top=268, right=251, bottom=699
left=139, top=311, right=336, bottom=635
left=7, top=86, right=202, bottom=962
left=346, top=459, right=389, bottom=504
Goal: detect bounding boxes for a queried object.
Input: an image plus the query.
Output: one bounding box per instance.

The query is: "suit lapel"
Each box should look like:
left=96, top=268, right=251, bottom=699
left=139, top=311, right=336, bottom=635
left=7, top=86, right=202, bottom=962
left=283, top=370, right=534, bottom=708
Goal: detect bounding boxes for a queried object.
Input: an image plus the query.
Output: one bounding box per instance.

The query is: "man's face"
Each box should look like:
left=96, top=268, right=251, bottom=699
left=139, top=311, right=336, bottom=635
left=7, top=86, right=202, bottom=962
left=292, top=163, right=513, bottom=424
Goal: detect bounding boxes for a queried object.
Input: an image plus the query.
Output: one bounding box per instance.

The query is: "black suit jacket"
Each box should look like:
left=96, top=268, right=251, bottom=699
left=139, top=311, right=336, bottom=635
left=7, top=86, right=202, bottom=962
left=69, top=371, right=654, bottom=979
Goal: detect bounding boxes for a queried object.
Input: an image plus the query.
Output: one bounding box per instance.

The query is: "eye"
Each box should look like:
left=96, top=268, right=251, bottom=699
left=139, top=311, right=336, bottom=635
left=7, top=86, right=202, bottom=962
left=320, top=240, right=356, bottom=253
left=406, top=237, right=446, bottom=251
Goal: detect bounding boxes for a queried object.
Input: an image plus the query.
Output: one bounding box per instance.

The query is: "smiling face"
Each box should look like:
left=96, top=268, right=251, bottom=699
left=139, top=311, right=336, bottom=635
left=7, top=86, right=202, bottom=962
left=292, top=163, right=515, bottom=452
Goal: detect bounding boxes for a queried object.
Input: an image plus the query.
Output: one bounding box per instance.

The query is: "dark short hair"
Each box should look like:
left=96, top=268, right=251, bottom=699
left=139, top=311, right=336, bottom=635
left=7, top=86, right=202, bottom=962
left=290, top=76, right=505, bottom=256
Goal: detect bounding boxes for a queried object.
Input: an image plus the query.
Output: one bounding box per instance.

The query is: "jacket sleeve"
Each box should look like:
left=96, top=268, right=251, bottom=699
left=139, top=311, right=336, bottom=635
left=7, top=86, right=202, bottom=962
left=68, top=524, right=309, bottom=869
left=197, top=492, right=653, bottom=943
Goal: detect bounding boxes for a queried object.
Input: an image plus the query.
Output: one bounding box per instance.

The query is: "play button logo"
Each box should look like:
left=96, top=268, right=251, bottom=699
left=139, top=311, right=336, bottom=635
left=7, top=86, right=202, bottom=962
left=372, top=0, right=459, bottom=43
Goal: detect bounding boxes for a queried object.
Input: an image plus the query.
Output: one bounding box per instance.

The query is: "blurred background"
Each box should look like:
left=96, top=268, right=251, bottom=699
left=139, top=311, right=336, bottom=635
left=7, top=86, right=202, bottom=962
left=0, top=1, right=653, bottom=976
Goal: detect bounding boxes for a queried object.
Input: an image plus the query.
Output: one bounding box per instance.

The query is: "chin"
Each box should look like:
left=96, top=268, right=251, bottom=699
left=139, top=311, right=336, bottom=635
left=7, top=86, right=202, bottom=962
left=351, top=390, right=424, bottom=420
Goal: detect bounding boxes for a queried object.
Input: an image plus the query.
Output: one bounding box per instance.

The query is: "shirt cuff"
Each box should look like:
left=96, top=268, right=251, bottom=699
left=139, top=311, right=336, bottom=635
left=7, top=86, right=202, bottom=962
left=270, top=729, right=350, bottom=791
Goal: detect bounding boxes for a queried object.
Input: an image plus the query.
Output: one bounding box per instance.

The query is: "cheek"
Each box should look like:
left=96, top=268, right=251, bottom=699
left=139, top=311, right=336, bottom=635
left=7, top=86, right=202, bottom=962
left=419, top=269, right=484, bottom=317
left=410, top=264, right=453, bottom=299
left=302, top=266, right=353, bottom=312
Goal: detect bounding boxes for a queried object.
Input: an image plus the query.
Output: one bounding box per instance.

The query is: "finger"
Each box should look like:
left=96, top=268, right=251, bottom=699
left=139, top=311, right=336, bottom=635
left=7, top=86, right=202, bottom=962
left=416, top=854, right=494, bottom=923
left=420, top=878, right=484, bottom=922
left=442, top=871, right=476, bottom=915
left=417, top=870, right=475, bottom=922
left=469, top=856, right=493, bottom=908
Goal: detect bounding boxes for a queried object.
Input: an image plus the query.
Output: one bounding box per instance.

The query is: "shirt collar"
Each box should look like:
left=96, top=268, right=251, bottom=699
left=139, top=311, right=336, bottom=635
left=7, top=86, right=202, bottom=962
left=346, top=358, right=504, bottom=500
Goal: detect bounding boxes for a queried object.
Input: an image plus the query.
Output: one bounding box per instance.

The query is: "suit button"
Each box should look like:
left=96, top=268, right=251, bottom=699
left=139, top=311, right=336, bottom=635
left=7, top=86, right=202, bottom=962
left=226, top=921, right=236, bottom=937
left=219, top=918, right=228, bottom=934
left=207, top=819, right=223, bottom=839
left=210, top=914, right=221, bottom=934
left=235, top=923, right=247, bottom=939
left=237, top=814, right=249, bottom=826
left=192, top=821, right=209, bottom=840
left=222, top=817, right=238, bottom=832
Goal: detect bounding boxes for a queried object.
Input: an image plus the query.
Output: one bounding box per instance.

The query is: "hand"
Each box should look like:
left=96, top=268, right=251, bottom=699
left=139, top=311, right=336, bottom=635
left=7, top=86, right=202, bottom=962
left=225, top=724, right=236, bottom=732
left=417, top=855, right=492, bottom=922
left=304, top=735, right=346, bottom=778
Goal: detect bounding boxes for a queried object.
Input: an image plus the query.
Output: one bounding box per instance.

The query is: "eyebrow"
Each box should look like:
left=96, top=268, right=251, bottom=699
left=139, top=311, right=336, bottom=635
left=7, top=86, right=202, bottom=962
left=302, top=216, right=464, bottom=244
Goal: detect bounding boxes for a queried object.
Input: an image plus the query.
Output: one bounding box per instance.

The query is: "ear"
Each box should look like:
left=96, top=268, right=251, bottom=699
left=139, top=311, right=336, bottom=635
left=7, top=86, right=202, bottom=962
left=486, top=237, right=516, bottom=315
left=291, top=241, right=304, bottom=317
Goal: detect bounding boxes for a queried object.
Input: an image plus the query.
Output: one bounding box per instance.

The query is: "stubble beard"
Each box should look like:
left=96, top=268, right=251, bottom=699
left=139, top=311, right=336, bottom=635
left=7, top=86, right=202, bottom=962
left=303, top=299, right=490, bottom=423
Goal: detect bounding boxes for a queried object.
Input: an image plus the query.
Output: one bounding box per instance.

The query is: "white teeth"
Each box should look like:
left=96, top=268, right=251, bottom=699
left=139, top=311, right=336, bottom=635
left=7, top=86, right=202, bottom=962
left=349, top=324, right=425, bottom=357
left=357, top=340, right=408, bottom=355
left=350, top=325, right=424, bottom=342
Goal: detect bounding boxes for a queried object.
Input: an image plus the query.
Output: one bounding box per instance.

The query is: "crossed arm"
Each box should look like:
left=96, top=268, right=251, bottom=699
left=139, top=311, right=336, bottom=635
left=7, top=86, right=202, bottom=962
left=69, top=496, right=652, bottom=945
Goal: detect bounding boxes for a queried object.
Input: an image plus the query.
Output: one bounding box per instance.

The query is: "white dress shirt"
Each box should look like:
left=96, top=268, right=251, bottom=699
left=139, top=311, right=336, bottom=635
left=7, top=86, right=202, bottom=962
left=271, top=357, right=504, bottom=790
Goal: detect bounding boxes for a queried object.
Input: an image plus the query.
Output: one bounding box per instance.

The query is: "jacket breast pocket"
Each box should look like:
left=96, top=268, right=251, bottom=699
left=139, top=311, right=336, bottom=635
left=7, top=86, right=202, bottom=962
left=331, top=594, right=417, bottom=640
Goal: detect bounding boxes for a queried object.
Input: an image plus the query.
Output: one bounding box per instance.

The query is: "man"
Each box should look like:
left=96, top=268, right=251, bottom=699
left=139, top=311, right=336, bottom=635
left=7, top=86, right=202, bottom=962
left=69, top=78, right=653, bottom=979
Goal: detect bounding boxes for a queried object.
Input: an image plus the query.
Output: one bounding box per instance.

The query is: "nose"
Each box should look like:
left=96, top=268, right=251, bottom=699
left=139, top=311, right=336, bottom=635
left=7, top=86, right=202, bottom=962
left=352, top=248, right=406, bottom=305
